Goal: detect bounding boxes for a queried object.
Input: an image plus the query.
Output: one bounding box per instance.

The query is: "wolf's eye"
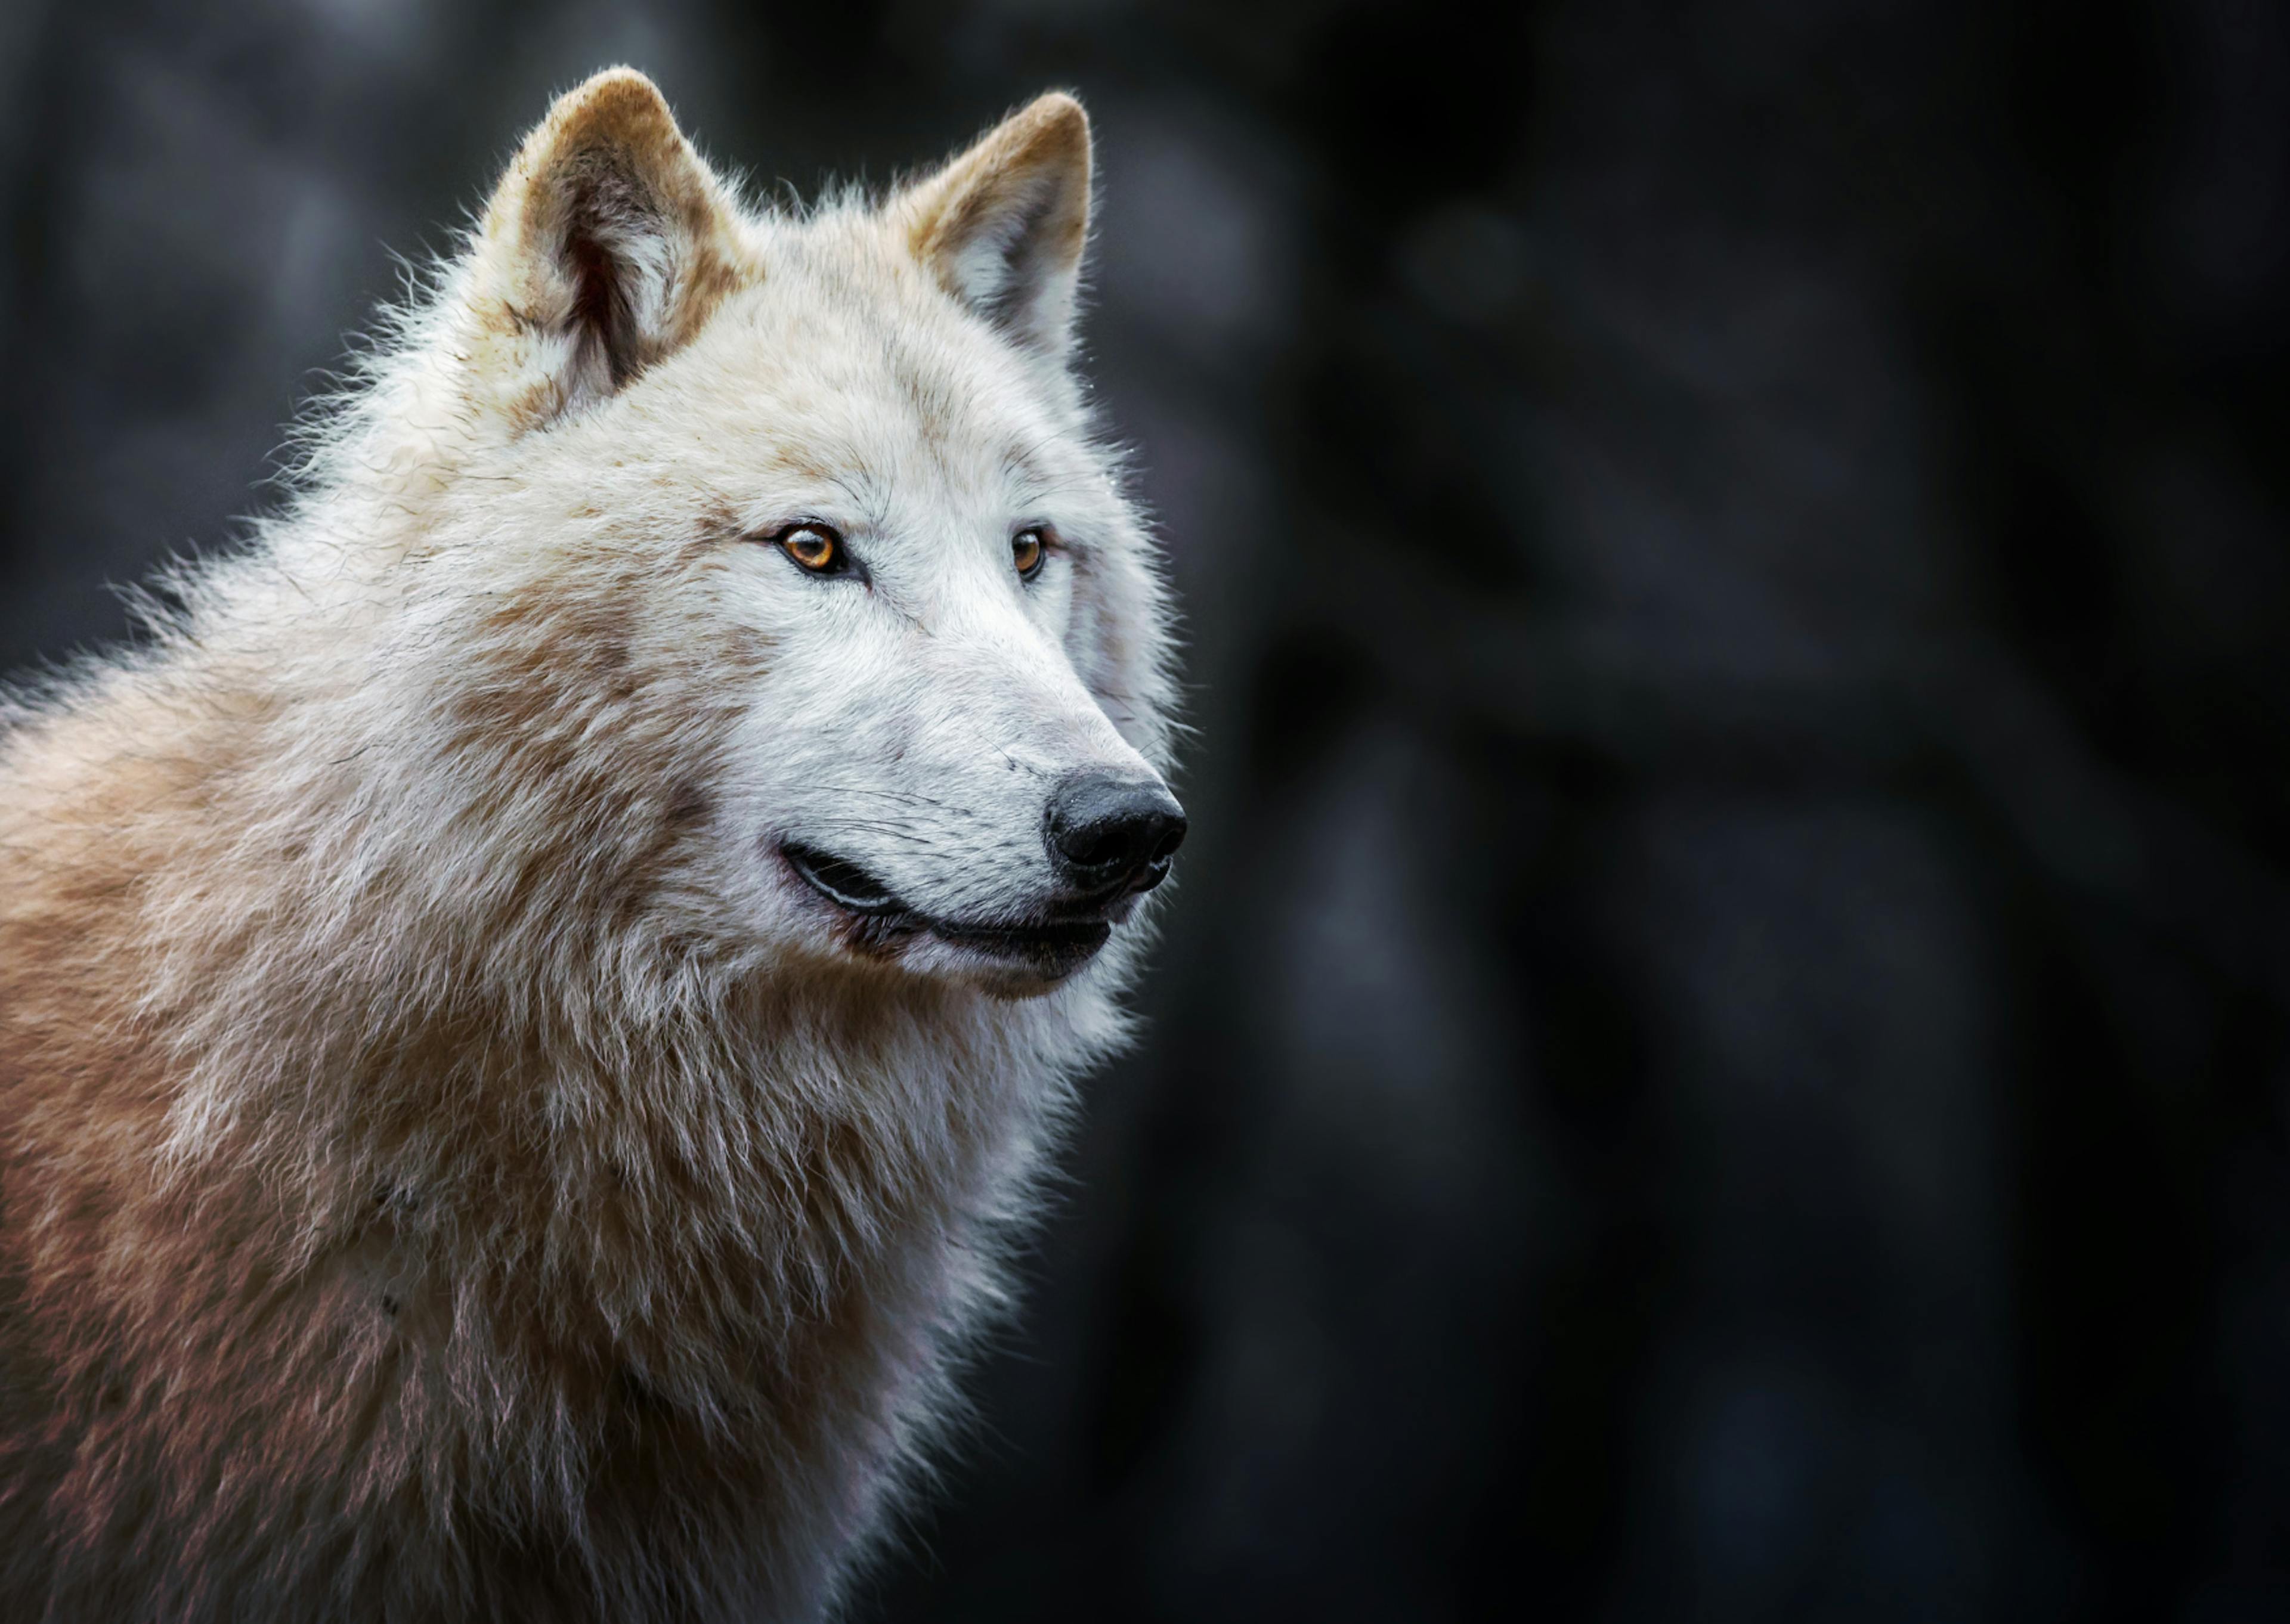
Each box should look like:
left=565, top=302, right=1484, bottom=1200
left=776, top=523, right=847, bottom=576
left=1012, top=527, right=1048, bottom=581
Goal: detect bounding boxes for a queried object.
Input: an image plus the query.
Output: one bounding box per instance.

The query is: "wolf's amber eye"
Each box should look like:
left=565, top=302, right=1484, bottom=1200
left=1012, top=527, right=1047, bottom=581
left=778, top=523, right=845, bottom=575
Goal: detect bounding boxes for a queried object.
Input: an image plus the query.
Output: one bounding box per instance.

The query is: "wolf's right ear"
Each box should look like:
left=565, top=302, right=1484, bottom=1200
left=461, top=69, right=744, bottom=427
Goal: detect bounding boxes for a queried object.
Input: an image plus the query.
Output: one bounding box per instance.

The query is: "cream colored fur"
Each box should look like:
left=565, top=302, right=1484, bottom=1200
left=0, top=69, right=1174, bottom=1621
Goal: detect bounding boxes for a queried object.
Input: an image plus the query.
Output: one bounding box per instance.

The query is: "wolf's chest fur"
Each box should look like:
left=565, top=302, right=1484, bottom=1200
left=0, top=857, right=1057, bottom=1618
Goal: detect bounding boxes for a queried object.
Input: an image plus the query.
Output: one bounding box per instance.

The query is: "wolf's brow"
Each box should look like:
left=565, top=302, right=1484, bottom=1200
left=825, top=466, right=892, bottom=530
left=1003, top=440, right=1066, bottom=503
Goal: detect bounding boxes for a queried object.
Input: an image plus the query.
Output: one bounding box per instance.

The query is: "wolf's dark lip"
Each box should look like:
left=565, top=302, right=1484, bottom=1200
left=932, top=916, right=1112, bottom=971
left=781, top=842, right=906, bottom=916
left=779, top=842, right=1115, bottom=977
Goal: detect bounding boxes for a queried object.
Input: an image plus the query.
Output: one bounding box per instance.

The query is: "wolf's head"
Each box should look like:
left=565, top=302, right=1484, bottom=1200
left=326, top=71, right=1177, bottom=1002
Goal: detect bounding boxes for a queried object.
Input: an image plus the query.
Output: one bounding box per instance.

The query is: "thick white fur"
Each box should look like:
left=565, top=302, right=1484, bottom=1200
left=0, top=70, right=1173, bottom=1621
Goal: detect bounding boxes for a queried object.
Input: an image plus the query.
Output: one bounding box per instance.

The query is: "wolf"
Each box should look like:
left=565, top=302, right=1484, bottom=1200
left=0, top=68, right=1179, bottom=1621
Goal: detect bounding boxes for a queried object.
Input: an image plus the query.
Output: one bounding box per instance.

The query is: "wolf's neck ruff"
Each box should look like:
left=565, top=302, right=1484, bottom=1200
left=0, top=67, right=1174, bottom=1623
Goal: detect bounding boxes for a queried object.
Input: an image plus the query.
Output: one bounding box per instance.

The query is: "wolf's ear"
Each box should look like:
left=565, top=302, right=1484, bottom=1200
left=896, top=93, right=1093, bottom=364
left=465, top=69, right=742, bottom=424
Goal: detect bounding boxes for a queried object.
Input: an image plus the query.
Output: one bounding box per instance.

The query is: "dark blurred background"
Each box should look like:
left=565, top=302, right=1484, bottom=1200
left=5, top=1, right=2290, bottom=1618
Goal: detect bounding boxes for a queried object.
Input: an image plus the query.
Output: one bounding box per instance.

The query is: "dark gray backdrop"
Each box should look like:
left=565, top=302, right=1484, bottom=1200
left=4, top=2, right=2288, bottom=1619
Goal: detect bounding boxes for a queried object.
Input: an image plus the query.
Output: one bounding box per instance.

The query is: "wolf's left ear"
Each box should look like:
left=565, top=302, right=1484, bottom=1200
left=897, top=94, right=1093, bottom=364
left=465, top=69, right=742, bottom=425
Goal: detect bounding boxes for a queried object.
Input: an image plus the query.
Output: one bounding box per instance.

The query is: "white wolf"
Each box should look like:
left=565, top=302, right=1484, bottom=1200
left=0, top=69, right=1178, bottom=1621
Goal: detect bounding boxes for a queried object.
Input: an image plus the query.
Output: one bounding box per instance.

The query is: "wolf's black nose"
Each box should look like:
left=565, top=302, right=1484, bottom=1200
left=1045, top=774, right=1187, bottom=895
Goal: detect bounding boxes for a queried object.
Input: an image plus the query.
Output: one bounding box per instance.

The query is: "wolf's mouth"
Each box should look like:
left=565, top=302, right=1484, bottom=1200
left=780, top=842, right=1115, bottom=980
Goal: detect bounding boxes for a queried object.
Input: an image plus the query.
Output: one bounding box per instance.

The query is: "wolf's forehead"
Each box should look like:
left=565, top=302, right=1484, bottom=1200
left=698, top=270, right=1082, bottom=493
